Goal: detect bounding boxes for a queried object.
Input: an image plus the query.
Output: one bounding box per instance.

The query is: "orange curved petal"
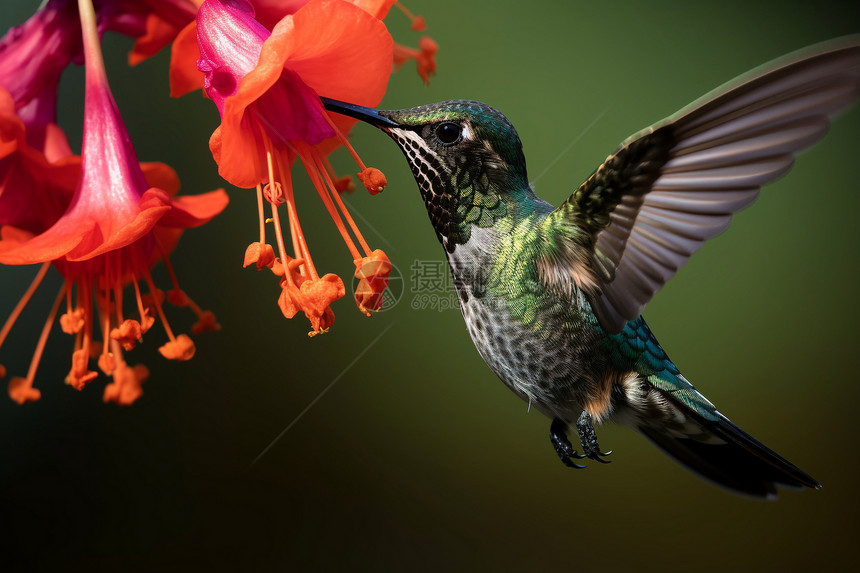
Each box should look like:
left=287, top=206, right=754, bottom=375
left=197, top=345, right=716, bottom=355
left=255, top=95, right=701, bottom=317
left=67, top=188, right=172, bottom=261
left=0, top=187, right=170, bottom=265
left=140, top=162, right=181, bottom=196
left=129, top=14, right=181, bottom=67
left=0, top=218, right=95, bottom=264
left=280, top=0, right=393, bottom=106
left=0, top=89, right=23, bottom=156
left=209, top=116, right=268, bottom=189
left=159, top=188, right=229, bottom=228
left=169, top=22, right=204, bottom=98
left=349, top=0, right=397, bottom=20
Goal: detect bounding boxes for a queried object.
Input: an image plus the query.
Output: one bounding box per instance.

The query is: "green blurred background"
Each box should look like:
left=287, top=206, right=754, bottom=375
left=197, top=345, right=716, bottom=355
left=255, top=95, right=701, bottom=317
left=1, top=1, right=859, bottom=570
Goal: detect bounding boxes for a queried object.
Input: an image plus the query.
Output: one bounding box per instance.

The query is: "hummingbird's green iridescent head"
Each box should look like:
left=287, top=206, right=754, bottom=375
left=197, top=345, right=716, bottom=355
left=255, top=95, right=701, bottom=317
left=376, top=100, right=527, bottom=180
left=322, top=98, right=531, bottom=250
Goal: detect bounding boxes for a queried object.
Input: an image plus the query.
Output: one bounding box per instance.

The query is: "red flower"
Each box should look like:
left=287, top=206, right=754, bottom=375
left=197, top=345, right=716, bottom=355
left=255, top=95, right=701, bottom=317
left=0, top=0, right=227, bottom=404
left=196, top=0, right=398, bottom=334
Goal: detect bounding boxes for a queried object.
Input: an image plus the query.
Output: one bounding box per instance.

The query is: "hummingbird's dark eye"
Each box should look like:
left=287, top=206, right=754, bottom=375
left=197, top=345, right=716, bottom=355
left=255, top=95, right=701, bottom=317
left=435, top=122, right=462, bottom=145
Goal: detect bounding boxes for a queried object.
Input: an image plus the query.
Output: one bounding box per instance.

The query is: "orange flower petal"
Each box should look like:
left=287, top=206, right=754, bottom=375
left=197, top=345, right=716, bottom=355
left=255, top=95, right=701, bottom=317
left=349, top=0, right=397, bottom=19
left=0, top=188, right=171, bottom=264
left=158, top=188, right=229, bottom=228
left=169, top=22, right=204, bottom=98
left=140, top=162, right=181, bottom=196
left=212, top=0, right=393, bottom=188
left=129, top=14, right=181, bottom=67
left=67, top=188, right=172, bottom=260
left=281, top=0, right=393, bottom=107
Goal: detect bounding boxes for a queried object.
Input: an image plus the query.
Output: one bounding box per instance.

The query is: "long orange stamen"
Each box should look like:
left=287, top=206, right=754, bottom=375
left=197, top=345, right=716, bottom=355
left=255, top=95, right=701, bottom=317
left=265, top=187, right=288, bottom=261
left=313, top=152, right=372, bottom=256
left=0, top=262, right=51, bottom=352
left=114, top=283, right=124, bottom=324
left=157, top=241, right=183, bottom=297
left=321, top=112, right=368, bottom=171
left=64, top=276, right=99, bottom=390
left=66, top=284, right=73, bottom=318
left=322, top=156, right=354, bottom=193
left=394, top=1, right=426, bottom=31
left=295, top=144, right=362, bottom=261
left=73, top=288, right=84, bottom=351
left=266, top=151, right=316, bottom=280
left=319, top=112, right=387, bottom=196
left=271, top=150, right=313, bottom=279
left=97, top=297, right=116, bottom=375
left=143, top=271, right=175, bottom=342
left=81, top=276, right=93, bottom=356
left=267, top=147, right=320, bottom=281
left=9, top=285, right=66, bottom=403
left=131, top=275, right=148, bottom=326
left=268, top=198, right=291, bottom=270
left=149, top=240, right=220, bottom=334
left=256, top=182, right=266, bottom=245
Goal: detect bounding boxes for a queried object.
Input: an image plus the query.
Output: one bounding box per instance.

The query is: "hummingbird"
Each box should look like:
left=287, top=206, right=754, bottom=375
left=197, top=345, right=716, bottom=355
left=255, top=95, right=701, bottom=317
left=322, top=38, right=860, bottom=498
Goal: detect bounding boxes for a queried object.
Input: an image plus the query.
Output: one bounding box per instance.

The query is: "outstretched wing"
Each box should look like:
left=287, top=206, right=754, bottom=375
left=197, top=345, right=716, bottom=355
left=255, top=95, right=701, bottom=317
left=540, top=37, right=860, bottom=334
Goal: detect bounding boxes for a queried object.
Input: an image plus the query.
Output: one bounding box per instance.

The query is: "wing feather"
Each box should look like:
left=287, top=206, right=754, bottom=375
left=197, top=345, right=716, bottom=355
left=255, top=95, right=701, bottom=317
left=540, top=37, right=860, bottom=333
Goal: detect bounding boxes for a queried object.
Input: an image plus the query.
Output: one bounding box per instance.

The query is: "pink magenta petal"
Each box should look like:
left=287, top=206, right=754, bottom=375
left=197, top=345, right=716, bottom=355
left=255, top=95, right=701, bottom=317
left=196, top=0, right=269, bottom=115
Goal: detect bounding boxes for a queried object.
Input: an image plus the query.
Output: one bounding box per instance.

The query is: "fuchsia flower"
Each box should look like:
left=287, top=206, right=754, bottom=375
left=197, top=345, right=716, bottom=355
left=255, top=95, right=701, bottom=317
left=0, top=0, right=438, bottom=402
left=0, top=0, right=227, bottom=404
left=195, top=0, right=398, bottom=335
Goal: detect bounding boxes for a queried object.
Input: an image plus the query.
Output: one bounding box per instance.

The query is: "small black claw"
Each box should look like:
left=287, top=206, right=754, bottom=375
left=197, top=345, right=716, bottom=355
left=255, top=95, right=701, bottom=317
left=562, top=458, right=587, bottom=469
left=576, top=412, right=612, bottom=464
left=550, top=418, right=587, bottom=469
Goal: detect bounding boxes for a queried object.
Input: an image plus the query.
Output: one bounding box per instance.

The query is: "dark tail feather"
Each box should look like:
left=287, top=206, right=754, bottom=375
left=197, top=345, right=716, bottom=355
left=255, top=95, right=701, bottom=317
left=638, top=394, right=821, bottom=499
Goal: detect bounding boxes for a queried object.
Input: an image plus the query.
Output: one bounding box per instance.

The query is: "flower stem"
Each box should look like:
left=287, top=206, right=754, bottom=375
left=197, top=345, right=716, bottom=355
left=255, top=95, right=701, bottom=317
left=77, top=0, right=107, bottom=86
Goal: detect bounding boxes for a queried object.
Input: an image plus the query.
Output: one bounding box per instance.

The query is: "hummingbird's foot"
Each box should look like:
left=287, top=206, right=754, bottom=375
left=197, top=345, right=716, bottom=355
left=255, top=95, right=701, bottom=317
left=550, top=418, right=586, bottom=469
left=576, top=412, right=612, bottom=464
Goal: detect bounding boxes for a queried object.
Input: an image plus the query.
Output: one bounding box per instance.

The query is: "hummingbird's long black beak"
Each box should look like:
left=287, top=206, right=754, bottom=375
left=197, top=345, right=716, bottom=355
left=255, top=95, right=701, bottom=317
left=321, top=97, right=400, bottom=129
